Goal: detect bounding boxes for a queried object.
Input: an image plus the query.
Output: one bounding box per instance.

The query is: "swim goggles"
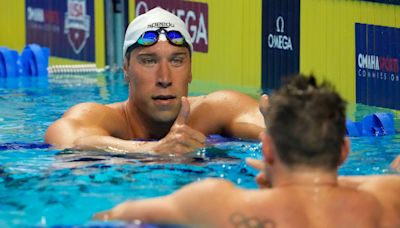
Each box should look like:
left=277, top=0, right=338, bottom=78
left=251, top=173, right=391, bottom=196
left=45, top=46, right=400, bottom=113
left=137, top=28, right=186, bottom=47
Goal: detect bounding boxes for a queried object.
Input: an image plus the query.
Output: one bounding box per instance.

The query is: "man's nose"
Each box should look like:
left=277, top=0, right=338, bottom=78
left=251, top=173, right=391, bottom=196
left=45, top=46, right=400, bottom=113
left=156, top=60, right=172, bottom=88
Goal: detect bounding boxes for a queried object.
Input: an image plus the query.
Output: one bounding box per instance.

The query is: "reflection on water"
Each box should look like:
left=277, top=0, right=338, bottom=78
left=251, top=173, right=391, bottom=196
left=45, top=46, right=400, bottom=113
left=52, top=146, right=241, bottom=169
left=0, top=139, right=259, bottom=227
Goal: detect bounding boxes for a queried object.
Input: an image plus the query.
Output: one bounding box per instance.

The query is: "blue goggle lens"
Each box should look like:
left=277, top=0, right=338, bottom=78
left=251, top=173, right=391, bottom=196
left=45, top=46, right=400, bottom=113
left=137, top=31, right=158, bottom=45
left=166, top=31, right=185, bottom=45
left=137, top=29, right=185, bottom=46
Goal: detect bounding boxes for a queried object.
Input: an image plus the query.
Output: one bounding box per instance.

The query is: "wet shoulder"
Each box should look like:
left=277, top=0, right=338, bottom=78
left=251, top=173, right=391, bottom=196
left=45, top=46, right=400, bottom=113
left=184, top=178, right=236, bottom=195
left=188, top=90, right=256, bottom=115
left=235, top=187, right=382, bottom=228
left=64, top=102, right=106, bottom=115
left=62, top=102, right=128, bottom=133
left=194, top=90, right=259, bottom=114
left=62, top=102, right=123, bottom=118
left=197, top=90, right=254, bottom=104
left=356, top=176, right=400, bottom=227
left=187, top=95, right=206, bottom=109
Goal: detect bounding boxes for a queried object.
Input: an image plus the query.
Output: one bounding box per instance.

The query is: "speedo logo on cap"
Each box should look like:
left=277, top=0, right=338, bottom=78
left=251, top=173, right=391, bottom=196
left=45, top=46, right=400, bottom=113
left=147, top=22, right=175, bottom=28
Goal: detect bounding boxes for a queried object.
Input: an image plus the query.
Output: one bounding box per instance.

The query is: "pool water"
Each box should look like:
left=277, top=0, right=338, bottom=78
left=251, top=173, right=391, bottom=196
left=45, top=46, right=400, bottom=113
left=0, top=73, right=398, bottom=227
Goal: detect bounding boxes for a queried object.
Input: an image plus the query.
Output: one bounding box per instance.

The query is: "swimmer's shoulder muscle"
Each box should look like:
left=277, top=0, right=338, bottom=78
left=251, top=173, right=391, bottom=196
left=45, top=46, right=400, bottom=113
left=187, top=90, right=263, bottom=138
left=45, top=102, right=128, bottom=148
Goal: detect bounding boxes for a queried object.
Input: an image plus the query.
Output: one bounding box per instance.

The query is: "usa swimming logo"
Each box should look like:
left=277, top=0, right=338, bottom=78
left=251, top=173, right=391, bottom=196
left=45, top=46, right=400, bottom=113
left=64, top=0, right=90, bottom=54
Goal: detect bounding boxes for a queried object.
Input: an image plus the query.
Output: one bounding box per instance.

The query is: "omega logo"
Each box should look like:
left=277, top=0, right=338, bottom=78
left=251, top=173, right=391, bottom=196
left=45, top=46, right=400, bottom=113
left=276, top=16, right=284, bottom=33
left=268, top=16, right=293, bottom=51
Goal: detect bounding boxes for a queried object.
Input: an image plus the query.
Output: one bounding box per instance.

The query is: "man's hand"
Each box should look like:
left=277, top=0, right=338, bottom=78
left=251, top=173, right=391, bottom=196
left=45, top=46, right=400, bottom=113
left=93, top=202, right=128, bottom=221
left=246, top=158, right=272, bottom=188
left=259, top=94, right=269, bottom=117
left=391, top=155, right=400, bottom=172
left=152, top=97, right=206, bottom=154
left=245, top=94, right=272, bottom=188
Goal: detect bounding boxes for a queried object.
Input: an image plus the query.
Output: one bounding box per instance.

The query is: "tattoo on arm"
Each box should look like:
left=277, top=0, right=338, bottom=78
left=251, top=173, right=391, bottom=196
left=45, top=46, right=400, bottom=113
left=230, top=212, right=276, bottom=228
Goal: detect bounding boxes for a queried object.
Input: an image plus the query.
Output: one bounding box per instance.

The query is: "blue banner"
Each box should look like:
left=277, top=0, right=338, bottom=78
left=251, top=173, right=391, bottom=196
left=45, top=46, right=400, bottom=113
left=355, top=23, right=400, bottom=109
left=261, top=0, right=300, bottom=93
left=361, top=0, right=400, bottom=5
left=25, top=0, right=95, bottom=62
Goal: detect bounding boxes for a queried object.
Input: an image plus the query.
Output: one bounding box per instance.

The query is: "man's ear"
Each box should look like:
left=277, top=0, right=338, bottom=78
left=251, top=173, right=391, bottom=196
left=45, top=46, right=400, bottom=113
left=123, top=59, right=129, bottom=83
left=339, top=137, right=350, bottom=166
left=260, top=132, right=274, bottom=165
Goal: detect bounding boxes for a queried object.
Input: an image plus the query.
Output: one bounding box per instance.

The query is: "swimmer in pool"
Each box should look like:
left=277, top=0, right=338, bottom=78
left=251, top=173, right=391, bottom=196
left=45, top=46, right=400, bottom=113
left=44, top=7, right=265, bottom=154
left=94, top=75, right=400, bottom=227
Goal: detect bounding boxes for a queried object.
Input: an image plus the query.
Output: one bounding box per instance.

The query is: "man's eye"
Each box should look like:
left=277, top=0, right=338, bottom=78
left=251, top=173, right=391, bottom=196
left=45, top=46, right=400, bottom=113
left=141, top=58, right=156, bottom=64
left=171, top=57, right=183, bottom=65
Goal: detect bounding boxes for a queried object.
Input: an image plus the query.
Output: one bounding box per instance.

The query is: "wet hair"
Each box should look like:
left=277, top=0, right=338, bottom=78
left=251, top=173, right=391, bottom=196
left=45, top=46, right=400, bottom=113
left=265, top=75, right=346, bottom=170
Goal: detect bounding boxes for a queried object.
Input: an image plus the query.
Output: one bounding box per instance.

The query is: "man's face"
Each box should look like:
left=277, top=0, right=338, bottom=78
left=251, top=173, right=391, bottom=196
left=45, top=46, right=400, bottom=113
left=124, top=41, right=192, bottom=123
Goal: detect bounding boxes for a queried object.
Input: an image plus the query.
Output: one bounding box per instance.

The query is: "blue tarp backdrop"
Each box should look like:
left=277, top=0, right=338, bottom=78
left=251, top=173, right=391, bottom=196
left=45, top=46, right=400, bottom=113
left=361, top=0, right=400, bottom=5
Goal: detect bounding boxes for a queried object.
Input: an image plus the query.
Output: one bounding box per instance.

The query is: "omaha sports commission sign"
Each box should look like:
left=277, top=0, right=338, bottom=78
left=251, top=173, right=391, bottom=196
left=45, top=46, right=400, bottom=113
left=356, top=23, right=400, bottom=109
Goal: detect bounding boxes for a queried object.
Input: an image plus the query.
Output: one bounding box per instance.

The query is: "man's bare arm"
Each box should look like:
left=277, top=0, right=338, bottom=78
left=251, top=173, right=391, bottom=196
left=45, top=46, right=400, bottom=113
left=93, top=196, right=184, bottom=224
left=93, top=178, right=233, bottom=225
left=44, top=102, right=124, bottom=148
left=391, top=155, right=400, bottom=172
left=44, top=102, right=155, bottom=152
left=45, top=98, right=206, bottom=154
left=200, top=90, right=266, bottom=140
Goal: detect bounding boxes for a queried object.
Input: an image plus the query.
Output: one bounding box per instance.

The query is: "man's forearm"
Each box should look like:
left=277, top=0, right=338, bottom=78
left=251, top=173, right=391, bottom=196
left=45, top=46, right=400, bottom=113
left=94, top=197, right=184, bottom=224
left=72, top=135, right=157, bottom=153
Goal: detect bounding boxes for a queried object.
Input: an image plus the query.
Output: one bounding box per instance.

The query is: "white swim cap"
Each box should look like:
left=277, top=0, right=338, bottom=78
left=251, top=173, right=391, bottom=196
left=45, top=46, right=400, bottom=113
left=123, top=7, right=193, bottom=57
